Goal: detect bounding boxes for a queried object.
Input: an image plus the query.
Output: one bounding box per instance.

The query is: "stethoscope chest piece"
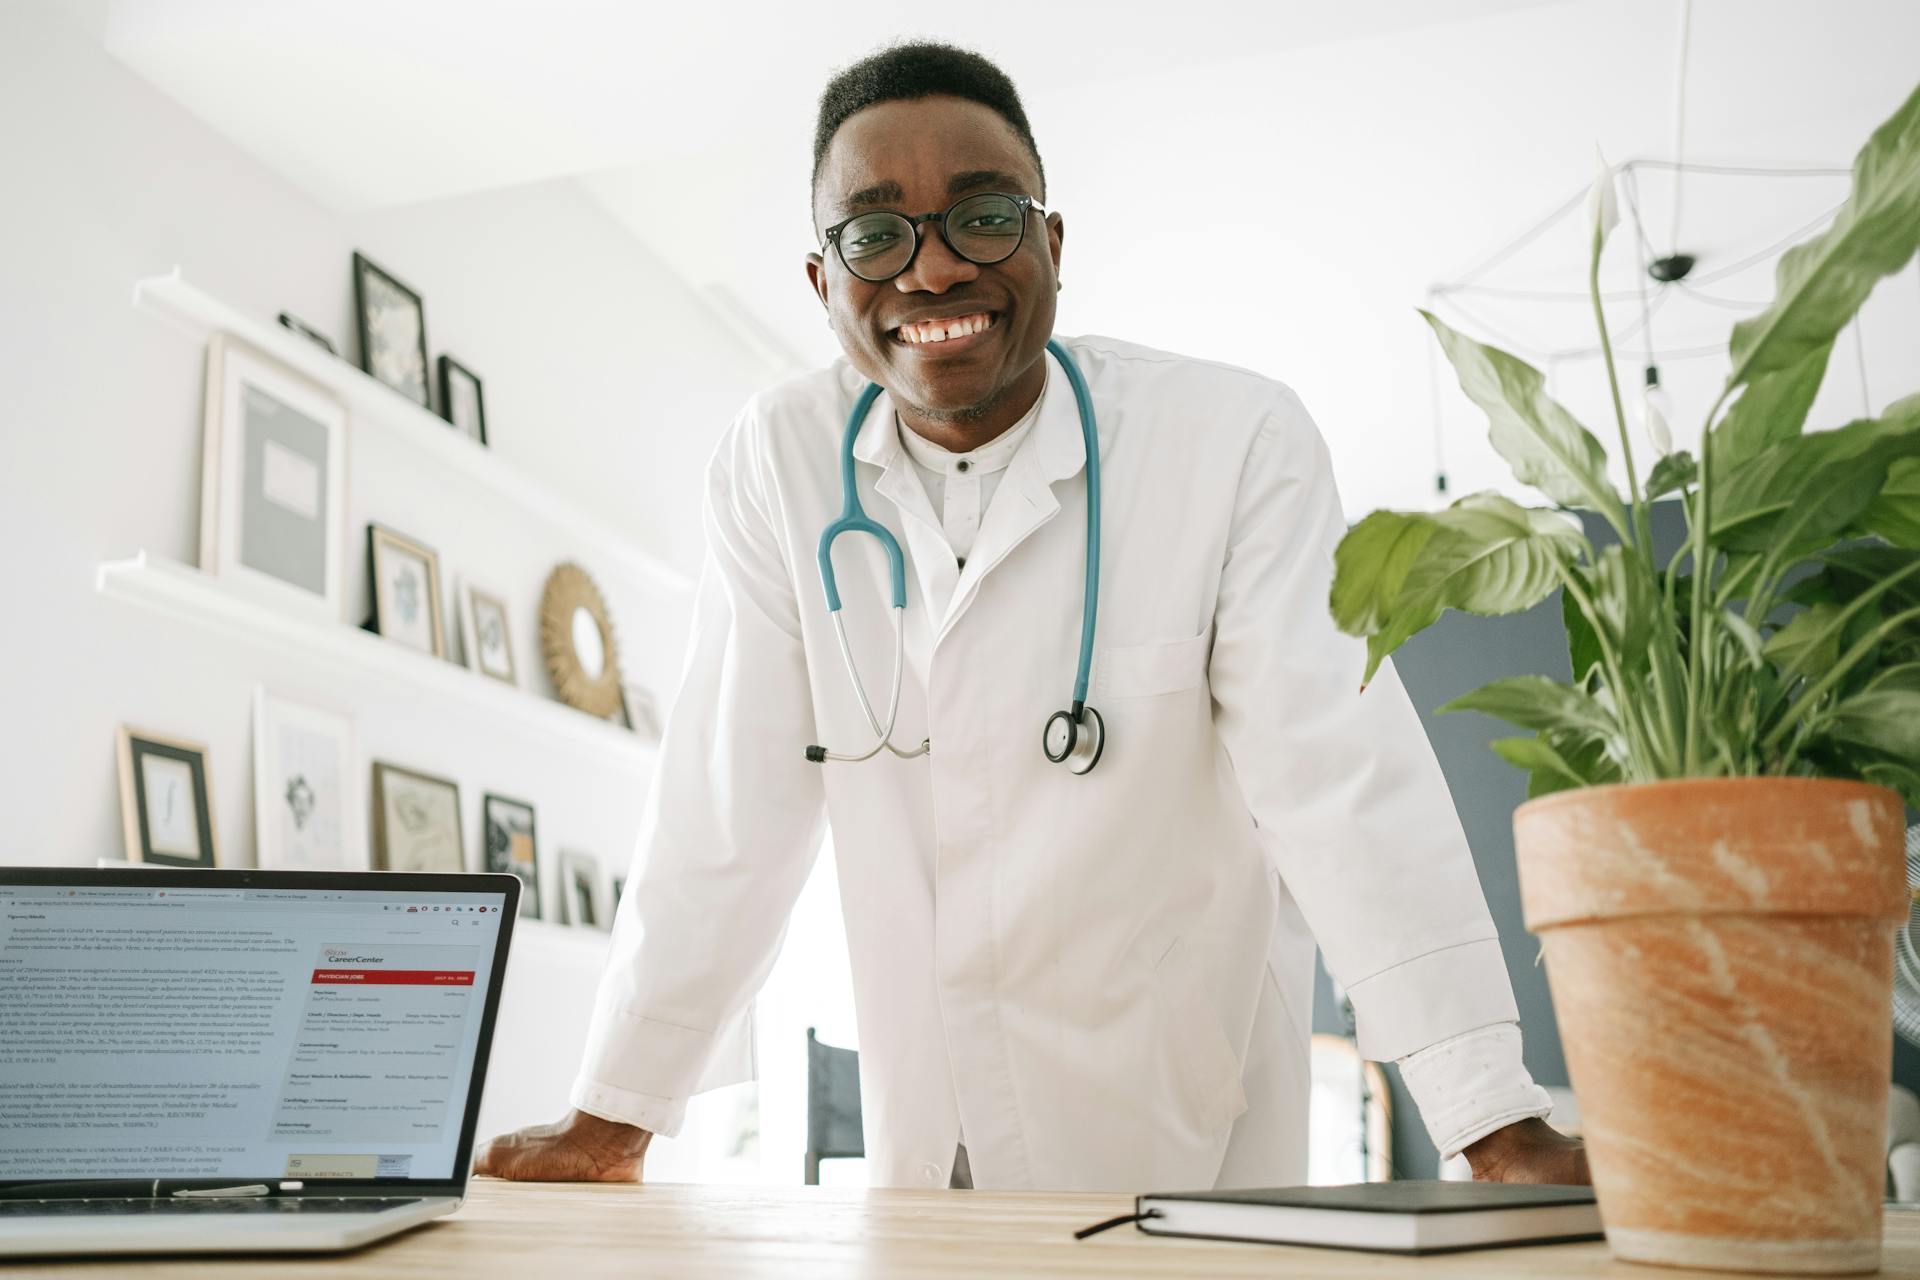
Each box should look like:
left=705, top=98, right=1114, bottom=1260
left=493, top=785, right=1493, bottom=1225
left=1043, top=705, right=1105, bottom=775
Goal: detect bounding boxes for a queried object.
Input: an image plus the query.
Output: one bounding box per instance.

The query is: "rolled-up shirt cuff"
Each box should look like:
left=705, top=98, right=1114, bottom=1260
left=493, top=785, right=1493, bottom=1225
left=569, top=1077, right=688, bottom=1140
left=1396, top=1021, right=1554, bottom=1161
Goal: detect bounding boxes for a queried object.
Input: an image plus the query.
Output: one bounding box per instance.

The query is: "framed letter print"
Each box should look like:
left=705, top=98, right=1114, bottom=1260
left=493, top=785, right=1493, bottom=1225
left=352, top=252, right=430, bottom=408
left=116, top=727, right=218, bottom=868
left=199, top=333, right=347, bottom=623
left=252, top=689, right=363, bottom=871
left=459, top=581, right=518, bottom=686
left=368, top=524, right=446, bottom=658
left=483, top=794, right=540, bottom=920
left=371, top=762, right=464, bottom=873
left=438, top=355, right=487, bottom=445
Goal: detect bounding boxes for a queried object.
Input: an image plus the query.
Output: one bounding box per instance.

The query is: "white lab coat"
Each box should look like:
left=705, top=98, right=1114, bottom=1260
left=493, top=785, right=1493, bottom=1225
left=573, top=336, right=1521, bottom=1191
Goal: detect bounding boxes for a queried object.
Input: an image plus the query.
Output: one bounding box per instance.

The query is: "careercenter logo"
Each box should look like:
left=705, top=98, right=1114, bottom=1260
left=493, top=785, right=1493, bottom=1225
left=323, top=948, right=386, bottom=964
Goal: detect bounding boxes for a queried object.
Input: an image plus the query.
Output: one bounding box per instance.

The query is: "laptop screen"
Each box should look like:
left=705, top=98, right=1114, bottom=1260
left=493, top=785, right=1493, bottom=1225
left=0, top=875, right=514, bottom=1187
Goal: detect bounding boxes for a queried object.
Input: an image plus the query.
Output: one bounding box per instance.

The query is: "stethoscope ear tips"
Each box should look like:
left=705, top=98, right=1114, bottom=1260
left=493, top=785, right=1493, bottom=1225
left=1043, top=705, right=1104, bottom=775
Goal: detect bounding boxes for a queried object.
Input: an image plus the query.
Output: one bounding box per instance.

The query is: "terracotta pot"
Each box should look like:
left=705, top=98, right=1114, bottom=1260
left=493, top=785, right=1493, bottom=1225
left=1516, top=778, right=1908, bottom=1275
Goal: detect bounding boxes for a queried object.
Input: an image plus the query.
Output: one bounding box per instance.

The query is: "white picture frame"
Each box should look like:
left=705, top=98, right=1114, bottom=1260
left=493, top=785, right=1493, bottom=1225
left=621, top=682, right=662, bottom=741
left=252, top=688, right=364, bottom=871
left=459, top=579, right=518, bottom=686
left=200, top=332, right=348, bottom=623
left=559, top=848, right=607, bottom=930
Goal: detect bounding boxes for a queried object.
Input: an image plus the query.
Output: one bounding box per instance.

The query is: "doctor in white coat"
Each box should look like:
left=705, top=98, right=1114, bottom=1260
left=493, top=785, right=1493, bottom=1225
left=477, top=43, right=1589, bottom=1193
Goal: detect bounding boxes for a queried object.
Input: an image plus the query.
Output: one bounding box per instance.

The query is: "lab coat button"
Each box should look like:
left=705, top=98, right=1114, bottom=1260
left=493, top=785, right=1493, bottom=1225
left=921, top=1162, right=942, bottom=1184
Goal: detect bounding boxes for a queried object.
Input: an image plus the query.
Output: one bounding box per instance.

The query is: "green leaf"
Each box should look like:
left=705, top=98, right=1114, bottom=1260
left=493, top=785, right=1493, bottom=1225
left=1712, top=344, right=1832, bottom=471
left=1439, top=675, right=1619, bottom=742
left=1562, top=573, right=1604, bottom=684
left=1721, top=609, right=1767, bottom=670
left=1645, top=451, right=1697, bottom=500
left=1724, top=81, right=1920, bottom=390
left=1336, top=494, right=1587, bottom=684
left=1858, top=456, right=1920, bottom=547
left=1331, top=509, right=1442, bottom=680
left=1821, top=687, right=1920, bottom=761
left=1421, top=311, right=1625, bottom=526
left=1763, top=603, right=1845, bottom=678
left=1712, top=397, right=1920, bottom=554
left=1587, top=544, right=1659, bottom=661
left=1491, top=735, right=1587, bottom=792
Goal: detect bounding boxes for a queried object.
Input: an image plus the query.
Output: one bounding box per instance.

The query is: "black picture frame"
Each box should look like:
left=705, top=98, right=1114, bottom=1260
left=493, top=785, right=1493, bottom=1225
left=483, top=793, right=541, bottom=920
left=437, top=354, right=488, bottom=445
left=276, top=311, right=337, bottom=356
left=351, top=251, right=431, bottom=409
left=116, top=728, right=218, bottom=868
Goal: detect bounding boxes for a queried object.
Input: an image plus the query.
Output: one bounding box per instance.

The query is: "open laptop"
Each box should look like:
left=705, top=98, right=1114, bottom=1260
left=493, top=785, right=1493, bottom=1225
left=0, top=866, right=519, bottom=1257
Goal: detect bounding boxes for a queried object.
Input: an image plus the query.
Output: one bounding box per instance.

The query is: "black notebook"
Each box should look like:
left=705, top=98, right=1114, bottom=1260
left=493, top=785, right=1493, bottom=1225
left=1136, top=1181, right=1602, bottom=1255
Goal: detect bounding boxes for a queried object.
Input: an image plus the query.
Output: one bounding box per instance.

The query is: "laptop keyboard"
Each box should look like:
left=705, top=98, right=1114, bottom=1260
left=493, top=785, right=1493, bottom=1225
left=0, top=1197, right=424, bottom=1218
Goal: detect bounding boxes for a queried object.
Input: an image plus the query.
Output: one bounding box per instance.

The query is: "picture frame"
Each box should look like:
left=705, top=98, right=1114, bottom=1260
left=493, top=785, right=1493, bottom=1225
left=458, top=580, right=518, bottom=686
left=610, top=873, right=626, bottom=916
left=621, top=682, right=662, bottom=740
left=352, top=251, right=431, bottom=409
left=276, top=311, right=337, bottom=356
left=370, top=761, right=464, bottom=873
left=116, top=727, right=219, bottom=868
left=437, top=355, right=487, bottom=445
left=367, top=524, right=447, bottom=659
left=483, top=794, right=540, bottom=919
left=252, top=689, right=363, bottom=871
left=559, top=849, right=606, bottom=929
left=199, top=332, right=348, bottom=623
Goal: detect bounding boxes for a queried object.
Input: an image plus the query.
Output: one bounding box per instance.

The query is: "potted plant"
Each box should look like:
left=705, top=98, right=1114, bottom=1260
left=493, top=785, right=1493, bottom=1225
left=1329, top=82, right=1920, bottom=1276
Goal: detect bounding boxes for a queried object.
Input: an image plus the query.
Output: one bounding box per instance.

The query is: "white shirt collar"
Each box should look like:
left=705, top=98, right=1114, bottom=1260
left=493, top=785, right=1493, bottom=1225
left=895, top=388, right=1043, bottom=478
left=850, top=344, right=1086, bottom=486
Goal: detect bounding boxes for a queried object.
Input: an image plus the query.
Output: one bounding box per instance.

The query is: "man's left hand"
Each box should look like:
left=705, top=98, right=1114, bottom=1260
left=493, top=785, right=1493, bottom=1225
left=1461, top=1117, right=1590, bottom=1184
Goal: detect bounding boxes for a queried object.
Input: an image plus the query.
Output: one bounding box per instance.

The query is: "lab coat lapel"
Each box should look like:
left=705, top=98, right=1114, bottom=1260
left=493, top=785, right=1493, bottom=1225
left=934, top=349, right=1088, bottom=646
left=852, top=388, right=961, bottom=622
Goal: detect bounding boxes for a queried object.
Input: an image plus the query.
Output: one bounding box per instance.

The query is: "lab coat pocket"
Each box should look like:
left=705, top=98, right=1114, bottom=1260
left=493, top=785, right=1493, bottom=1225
left=1150, top=937, right=1248, bottom=1138
left=1095, top=629, right=1212, bottom=701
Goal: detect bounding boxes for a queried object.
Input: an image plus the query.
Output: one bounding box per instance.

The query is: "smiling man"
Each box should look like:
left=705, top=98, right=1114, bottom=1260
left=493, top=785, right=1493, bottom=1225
left=476, top=42, right=1587, bottom=1192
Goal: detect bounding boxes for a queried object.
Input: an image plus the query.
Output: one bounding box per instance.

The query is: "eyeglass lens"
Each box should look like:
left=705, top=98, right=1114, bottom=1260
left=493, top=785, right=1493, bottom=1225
left=838, top=193, right=1027, bottom=282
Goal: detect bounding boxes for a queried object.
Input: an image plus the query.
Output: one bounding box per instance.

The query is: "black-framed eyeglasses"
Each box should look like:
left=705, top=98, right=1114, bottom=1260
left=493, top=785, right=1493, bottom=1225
left=821, top=192, right=1045, bottom=283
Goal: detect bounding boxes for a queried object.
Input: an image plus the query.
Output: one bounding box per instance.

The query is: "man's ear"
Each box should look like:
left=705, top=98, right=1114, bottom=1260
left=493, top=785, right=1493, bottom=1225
left=805, top=253, right=829, bottom=311
left=1045, top=212, right=1065, bottom=276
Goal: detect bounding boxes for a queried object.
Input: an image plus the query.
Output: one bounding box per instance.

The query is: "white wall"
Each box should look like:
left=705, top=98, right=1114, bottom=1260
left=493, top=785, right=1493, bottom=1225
left=0, top=0, right=820, bottom=1183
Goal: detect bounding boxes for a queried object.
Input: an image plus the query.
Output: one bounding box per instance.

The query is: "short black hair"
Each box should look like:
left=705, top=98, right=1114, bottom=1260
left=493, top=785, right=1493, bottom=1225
left=811, top=42, right=1045, bottom=201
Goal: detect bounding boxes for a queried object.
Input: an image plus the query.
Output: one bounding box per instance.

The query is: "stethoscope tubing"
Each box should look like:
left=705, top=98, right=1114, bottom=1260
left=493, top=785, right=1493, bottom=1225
left=811, top=338, right=1100, bottom=767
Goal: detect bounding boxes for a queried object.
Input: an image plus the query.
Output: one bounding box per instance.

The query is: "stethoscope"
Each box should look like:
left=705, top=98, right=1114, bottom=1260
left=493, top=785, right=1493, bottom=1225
left=804, top=338, right=1104, bottom=775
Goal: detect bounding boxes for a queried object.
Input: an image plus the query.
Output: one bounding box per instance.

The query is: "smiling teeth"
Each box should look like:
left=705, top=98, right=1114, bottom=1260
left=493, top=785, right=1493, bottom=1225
left=899, top=313, right=993, bottom=344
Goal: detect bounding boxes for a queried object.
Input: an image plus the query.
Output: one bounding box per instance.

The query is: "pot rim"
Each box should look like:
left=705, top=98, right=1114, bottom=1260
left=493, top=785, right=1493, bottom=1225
left=1514, top=775, right=1903, bottom=822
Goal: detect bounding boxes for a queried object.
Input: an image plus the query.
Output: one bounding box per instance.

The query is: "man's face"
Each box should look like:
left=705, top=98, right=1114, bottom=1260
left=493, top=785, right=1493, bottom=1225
left=807, top=95, right=1062, bottom=422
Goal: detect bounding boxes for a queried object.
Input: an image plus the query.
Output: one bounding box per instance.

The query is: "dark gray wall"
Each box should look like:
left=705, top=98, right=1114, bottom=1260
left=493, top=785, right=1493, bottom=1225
left=1309, top=500, right=1920, bottom=1178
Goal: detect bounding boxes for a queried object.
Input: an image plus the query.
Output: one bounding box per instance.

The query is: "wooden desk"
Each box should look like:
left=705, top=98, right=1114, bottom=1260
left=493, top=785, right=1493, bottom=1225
left=16, top=1183, right=1920, bottom=1279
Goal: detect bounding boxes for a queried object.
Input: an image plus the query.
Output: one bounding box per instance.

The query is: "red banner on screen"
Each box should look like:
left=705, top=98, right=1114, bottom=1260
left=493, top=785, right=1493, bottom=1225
left=310, top=969, right=475, bottom=986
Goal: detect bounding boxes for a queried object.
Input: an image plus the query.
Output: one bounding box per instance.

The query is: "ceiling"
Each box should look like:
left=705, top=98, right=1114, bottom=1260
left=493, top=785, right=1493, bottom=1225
left=80, top=0, right=1920, bottom=515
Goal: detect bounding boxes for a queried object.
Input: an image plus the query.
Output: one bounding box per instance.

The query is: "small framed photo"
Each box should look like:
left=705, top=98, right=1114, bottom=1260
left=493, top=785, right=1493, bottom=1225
left=253, top=689, right=363, bottom=871
left=438, top=355, right=487, bottom=445
left=483, top=794, right=541, bottom=919
left=352, top=251, right=430, bottom=408
left=621, top=682, right=662, bottom=740
left=560, top=849, right=606, bottom=929
left=117, top=728, right=218, bottom=868
left=459, top=581, right=517, bottom=686
left=199, top=332, right=348, bottom=623
left=276, top=311, right=337, bottom=356
left=368, top=524, right=446, bottom=658
left=371, top=762, right=464, bottom=873
left=610, top=873, right=626, bottom=917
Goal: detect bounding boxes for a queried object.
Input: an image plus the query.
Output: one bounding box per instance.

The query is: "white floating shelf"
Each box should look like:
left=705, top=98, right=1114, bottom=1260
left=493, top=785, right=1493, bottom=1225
left=98, top=551, right=659, bottom=771
left=131, top=268, right=694, bottom=600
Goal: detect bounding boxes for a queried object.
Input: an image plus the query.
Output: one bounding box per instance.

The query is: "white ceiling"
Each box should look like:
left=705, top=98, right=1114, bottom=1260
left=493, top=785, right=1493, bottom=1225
left=85, top=0, right=1920, bottom=515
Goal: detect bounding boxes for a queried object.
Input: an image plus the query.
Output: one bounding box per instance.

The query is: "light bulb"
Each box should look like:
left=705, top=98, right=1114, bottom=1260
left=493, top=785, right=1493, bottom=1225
left=1640, top=366, right=1674, bottom=457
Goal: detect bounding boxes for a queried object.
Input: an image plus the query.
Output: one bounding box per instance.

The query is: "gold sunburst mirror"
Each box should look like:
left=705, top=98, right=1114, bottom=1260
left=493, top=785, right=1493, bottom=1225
left=539, top=563, right=623, bottom=718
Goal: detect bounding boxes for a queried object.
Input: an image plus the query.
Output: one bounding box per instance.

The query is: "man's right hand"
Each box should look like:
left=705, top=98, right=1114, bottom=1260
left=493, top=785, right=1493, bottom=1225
left=472, top=1109, right=654, bottom=1182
